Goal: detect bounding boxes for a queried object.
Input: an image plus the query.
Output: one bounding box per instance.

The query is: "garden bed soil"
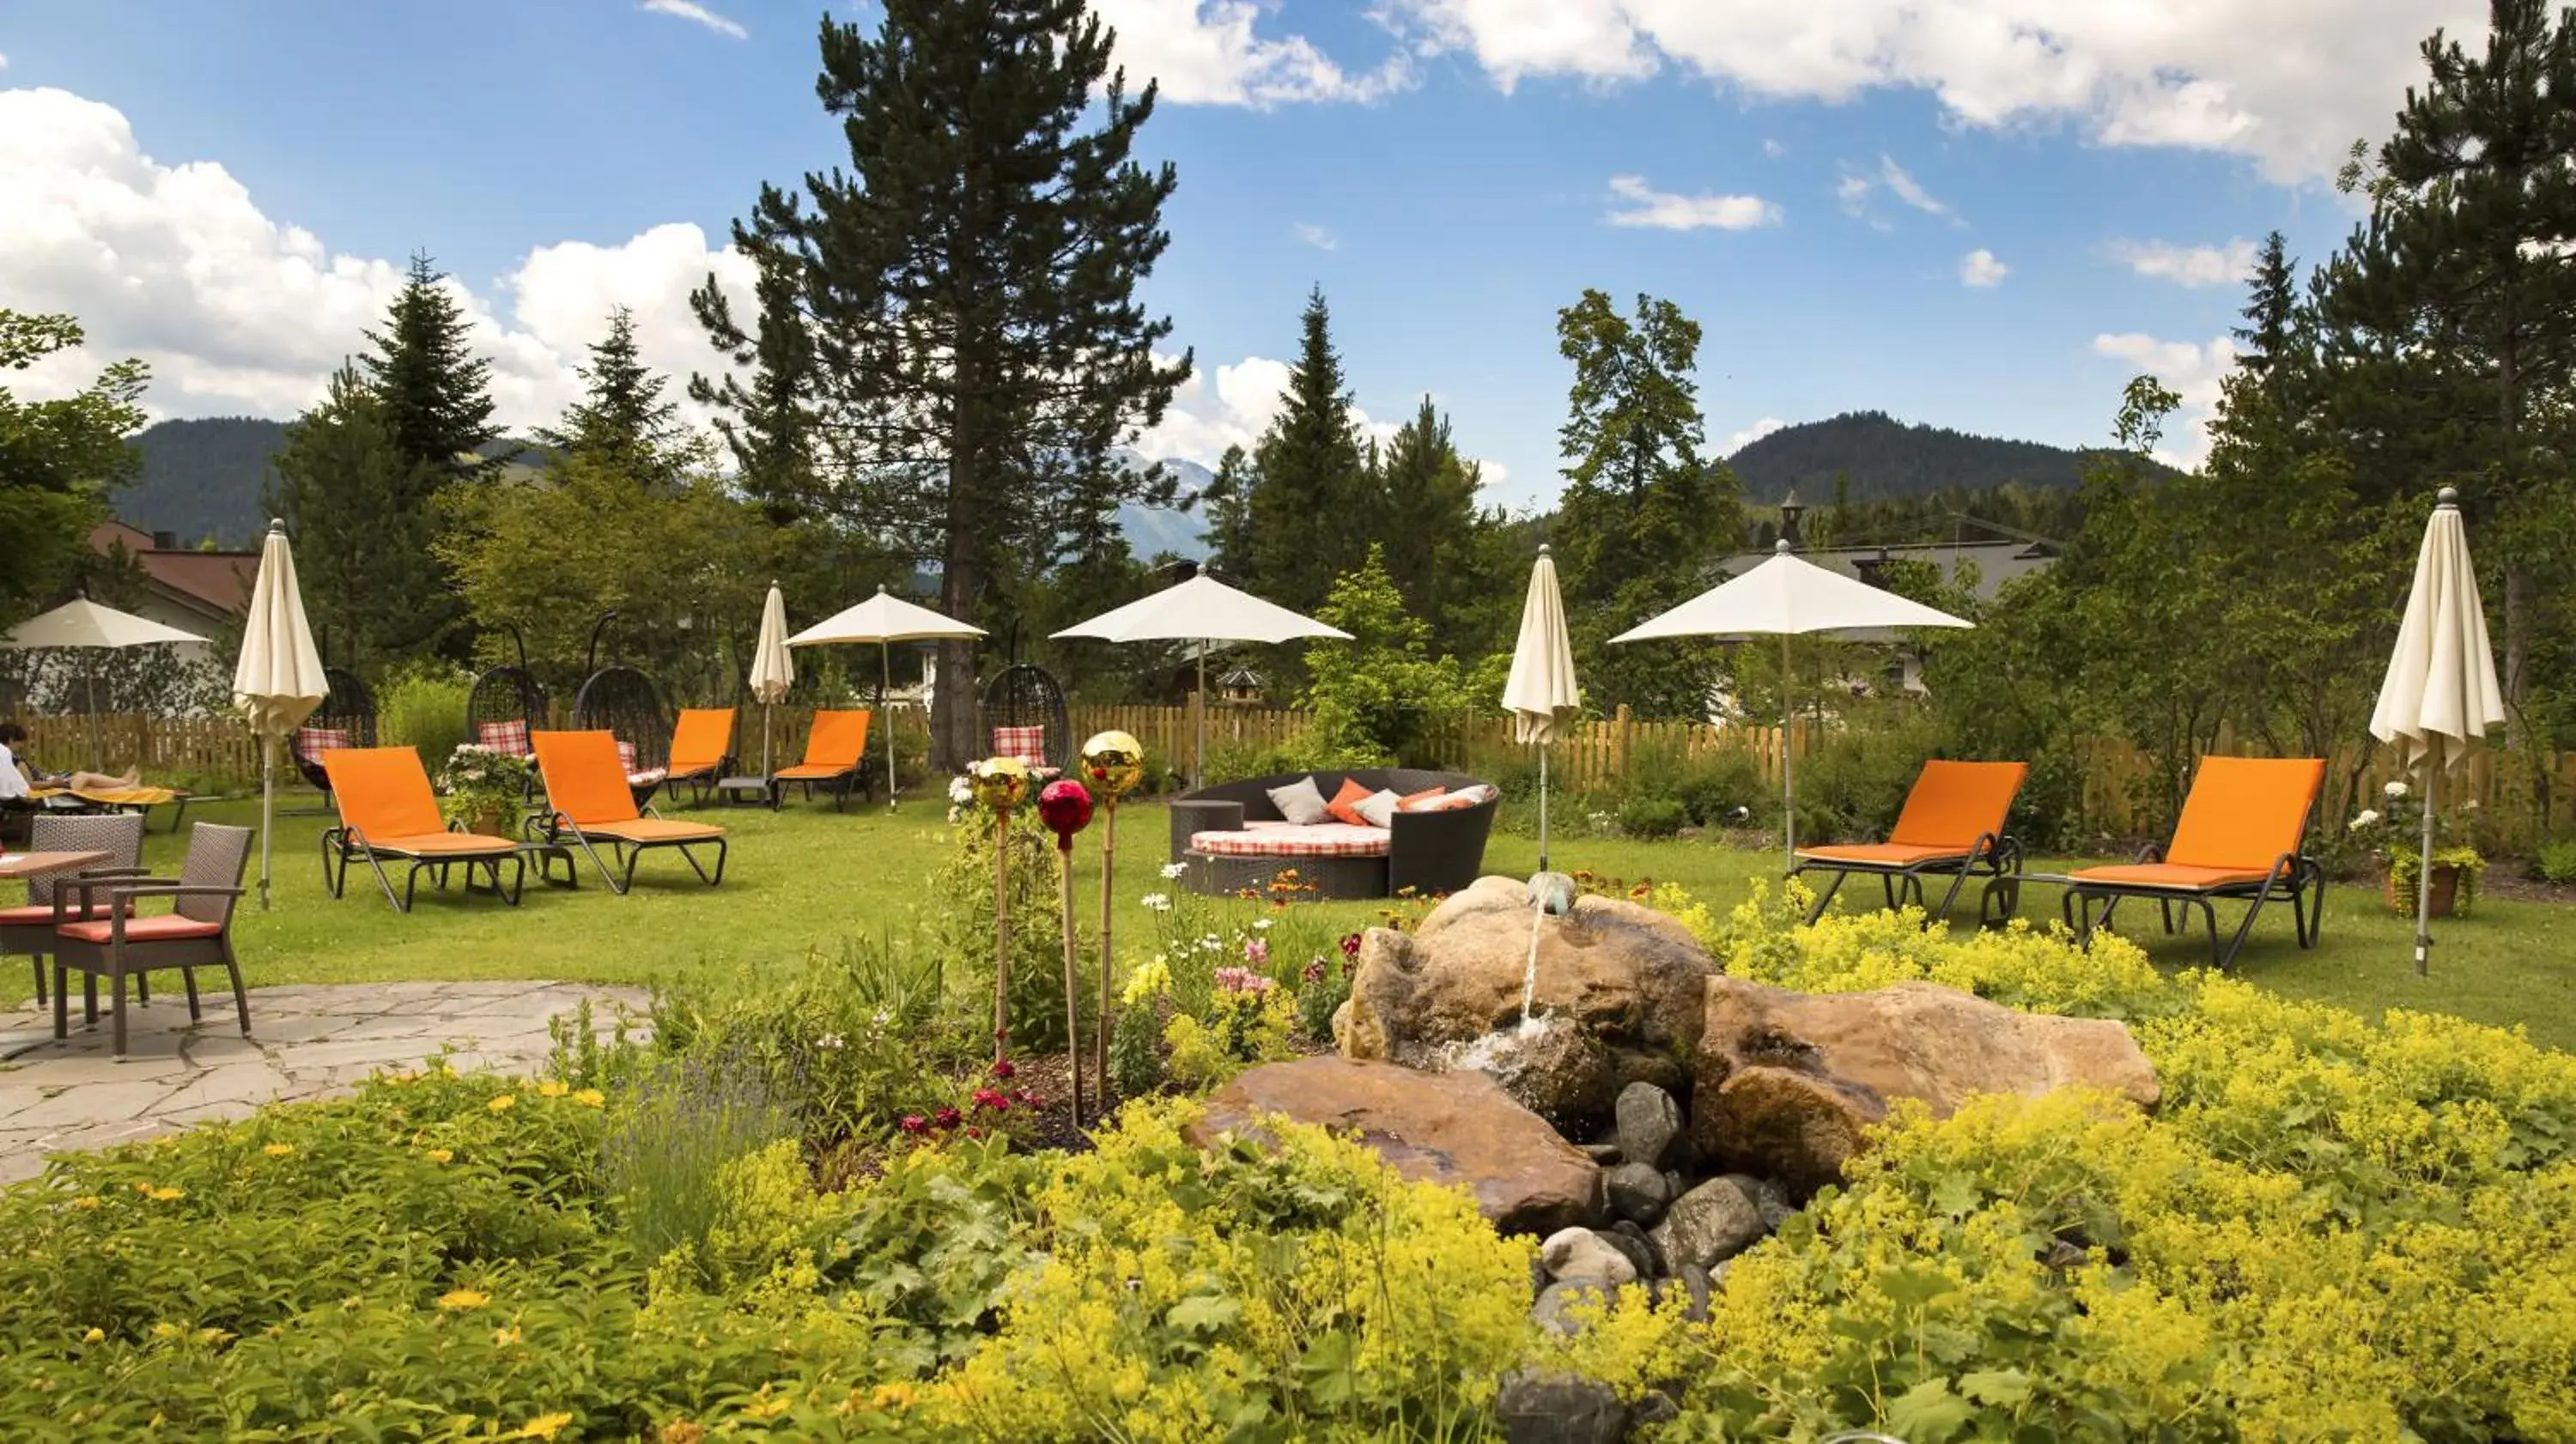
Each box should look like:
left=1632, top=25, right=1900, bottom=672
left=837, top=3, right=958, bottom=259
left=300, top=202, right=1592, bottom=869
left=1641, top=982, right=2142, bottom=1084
left=2476, top=872, right=2576, bottom=906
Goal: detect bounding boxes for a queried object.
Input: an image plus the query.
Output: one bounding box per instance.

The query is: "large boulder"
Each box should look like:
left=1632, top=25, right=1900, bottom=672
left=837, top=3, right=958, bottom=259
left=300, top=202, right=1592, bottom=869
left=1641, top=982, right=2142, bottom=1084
left=1693, top=977, right=2161, bottom=1193
left=1185, top=1056, right=1602, bottom=1235
left=1339, top=876, right=1720, bottom=1132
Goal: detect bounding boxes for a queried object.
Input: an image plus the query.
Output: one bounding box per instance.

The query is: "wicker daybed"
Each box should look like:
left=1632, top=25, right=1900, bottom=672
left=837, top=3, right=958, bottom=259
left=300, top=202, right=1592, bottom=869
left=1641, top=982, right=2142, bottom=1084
left=1167, top=769, right=1500, bottom=901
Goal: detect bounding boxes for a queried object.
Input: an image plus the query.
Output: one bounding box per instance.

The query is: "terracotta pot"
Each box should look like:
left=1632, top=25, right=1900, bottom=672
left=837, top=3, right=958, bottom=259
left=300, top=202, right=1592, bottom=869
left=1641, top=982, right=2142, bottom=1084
left=2382, top=862, right=2460, bottom=919
left=469, top=808, right=511, bottom=840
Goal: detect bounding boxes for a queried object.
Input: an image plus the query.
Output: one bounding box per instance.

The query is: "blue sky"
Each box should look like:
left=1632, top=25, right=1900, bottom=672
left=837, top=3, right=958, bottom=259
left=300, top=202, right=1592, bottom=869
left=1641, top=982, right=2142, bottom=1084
left=0, top=0, right=2480, bottom=508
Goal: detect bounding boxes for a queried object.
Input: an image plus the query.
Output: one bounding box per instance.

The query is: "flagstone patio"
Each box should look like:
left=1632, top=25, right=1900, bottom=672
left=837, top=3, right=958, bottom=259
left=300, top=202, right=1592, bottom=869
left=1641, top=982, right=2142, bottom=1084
left=0, top=980, right=647, bottom=1185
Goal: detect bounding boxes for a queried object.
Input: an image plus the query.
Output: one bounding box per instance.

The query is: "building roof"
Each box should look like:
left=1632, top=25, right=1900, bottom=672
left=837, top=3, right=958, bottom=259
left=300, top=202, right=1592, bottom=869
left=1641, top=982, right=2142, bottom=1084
left=90, top=519, right=258, bottom=622
left=1708, top=538, right=2057, bottom=643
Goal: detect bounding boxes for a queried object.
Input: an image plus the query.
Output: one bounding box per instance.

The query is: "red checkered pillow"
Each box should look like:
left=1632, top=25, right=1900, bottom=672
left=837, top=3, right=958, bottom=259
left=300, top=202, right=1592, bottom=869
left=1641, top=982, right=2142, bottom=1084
left=294, top=725, right=351, bottom=765
left=476, top=719, right=532, bottom=756
left=991, top=725, right=1047, bottom=768
left=617, top=740, right=640, bottom=773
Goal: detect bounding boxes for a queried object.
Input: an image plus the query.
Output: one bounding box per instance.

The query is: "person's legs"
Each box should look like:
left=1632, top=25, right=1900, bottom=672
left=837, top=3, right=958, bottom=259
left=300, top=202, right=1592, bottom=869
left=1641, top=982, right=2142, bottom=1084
left=64, top=768, right=142, bottom=792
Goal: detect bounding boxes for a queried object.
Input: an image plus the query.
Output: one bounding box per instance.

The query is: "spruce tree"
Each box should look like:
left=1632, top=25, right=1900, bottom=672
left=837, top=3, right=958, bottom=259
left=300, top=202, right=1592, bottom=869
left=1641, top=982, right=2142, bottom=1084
left=691, top=236, right=820, bottom=526
left=267, top=364, right=445, bottom=665
left=1246, top=288, right=1369, bottom=614
left=1552, top=288, right=1741, bottom=719
left=1372, top=396, right=1494, bottom=647
left=1200, top=444, right=1258, bottom=577
left=542, top=306, right=683, bottom=483
left=362, top=253, right=501, bottom=479
left=695, top=1, right=1191, bottom=769
left=2233, top=233, right=2305, bottom=381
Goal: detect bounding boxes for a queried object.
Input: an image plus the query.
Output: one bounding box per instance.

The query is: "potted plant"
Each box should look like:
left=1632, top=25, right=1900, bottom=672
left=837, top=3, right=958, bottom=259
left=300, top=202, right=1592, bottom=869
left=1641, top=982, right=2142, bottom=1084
left=2348, top=779, right=2485, bottom=919
left=436, top=743, right=533, bottom=838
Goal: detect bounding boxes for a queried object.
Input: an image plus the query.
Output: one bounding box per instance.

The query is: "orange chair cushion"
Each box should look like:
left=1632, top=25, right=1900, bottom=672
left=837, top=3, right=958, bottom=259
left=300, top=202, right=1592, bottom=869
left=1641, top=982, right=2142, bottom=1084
left=1886, top=760, right=2028, bottom=850
left=532, top=731, right=643, bottom=828
left=1798, top=842, right=1974, bottom=868
left=0, top=902, right=118, bottom=925
left=1397, top=786, right=1448, bottom=811
left=359, top=832, right=520, bottom=858
left=55, top=913, right=223, bottom=945
left=2165, top=756, right=2326, bottom=871
left=576, top=818, right=726, bottom=846
left=323, top=748, right=447, bottom=840
left=774, top=762, right=855, bottom=780
left=2069, top=862, right=2281, bottom=892
left=669, top=708, right=735, bottom=775
left=1325, top=777, right=1376, bottom=828
left=796, top=710, right=872, bottom=771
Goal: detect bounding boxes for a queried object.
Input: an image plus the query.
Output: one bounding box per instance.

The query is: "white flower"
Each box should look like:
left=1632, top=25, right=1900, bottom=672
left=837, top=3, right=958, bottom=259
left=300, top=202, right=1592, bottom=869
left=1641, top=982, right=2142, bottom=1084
left=1253, top=918, right=1273, bottom=931
left=2348, top=810, right=2381, bottom=831
left=2464, top=798, right=2481, bottom=811
left=1140, top=893, right=1171, bottom=913
left=872, top=1007, right=892, bottom=1027
left=1200, top=937, right=1223, bottom=953
left=816, top=1032, right=844, bottom=1052
left=2385, top=780, right=2409, bottom=799
left=1159, top=862, right=1188, bottom=880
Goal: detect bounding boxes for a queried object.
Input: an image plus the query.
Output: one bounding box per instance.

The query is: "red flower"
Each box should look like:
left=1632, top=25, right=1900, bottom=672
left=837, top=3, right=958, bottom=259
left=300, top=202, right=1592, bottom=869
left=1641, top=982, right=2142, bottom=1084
left=990, top=1059, right=1017, bottom=1080
left=933, top=1107, right=963, bottom=1129
left=1303, top=959, right=1327, bottom=984
left=965, top=1125, right=983, bottom=1139
left=1338, top=932, right=1363, bottom=959
left=973, top=1088, right=1011, bottom=1112
left=899, top=1114, right=928, bottom=1134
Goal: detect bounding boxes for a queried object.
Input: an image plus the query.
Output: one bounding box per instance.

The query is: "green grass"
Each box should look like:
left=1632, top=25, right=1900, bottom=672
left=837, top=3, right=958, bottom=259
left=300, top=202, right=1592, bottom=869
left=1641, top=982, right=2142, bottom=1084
left=10, top=795, right=2573, bottom=1052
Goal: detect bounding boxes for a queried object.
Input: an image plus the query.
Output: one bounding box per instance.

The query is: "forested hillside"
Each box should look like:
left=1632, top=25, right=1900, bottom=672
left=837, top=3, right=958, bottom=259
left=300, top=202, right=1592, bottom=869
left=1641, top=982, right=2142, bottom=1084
left=1728, top=410, right=2166, bottom=502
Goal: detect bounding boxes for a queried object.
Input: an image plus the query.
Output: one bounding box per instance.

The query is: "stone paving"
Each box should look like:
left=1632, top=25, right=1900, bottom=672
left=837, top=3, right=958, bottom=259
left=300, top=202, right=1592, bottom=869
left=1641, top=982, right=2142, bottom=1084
left=0, top=980, right=648, bottom=1185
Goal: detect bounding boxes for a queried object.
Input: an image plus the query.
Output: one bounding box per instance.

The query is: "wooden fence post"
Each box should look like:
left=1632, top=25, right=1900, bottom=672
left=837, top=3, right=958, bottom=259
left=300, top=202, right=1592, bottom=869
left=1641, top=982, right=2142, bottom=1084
left=1613, top=704, right=1633, bottom=784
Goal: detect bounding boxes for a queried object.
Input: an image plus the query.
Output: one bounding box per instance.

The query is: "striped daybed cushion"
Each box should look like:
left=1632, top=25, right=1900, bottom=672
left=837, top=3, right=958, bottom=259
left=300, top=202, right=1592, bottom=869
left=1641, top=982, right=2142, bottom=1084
left=1191, top=822, right=1391, bottom=859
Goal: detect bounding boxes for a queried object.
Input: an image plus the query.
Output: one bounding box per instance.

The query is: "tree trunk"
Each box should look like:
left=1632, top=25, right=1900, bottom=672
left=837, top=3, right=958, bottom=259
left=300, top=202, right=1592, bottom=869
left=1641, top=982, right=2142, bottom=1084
left=2504, top=564, right=2533, bottom=719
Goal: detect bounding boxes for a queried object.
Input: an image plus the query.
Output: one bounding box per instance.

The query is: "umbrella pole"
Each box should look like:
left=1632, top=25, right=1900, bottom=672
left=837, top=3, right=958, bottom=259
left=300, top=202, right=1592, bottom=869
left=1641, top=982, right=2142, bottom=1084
left=1538, top=746, right=1550, bottom=873
left=1781, top=633, right=1795, bottom=875
left=1194, top=646, right=1208, bottom=791
left=882, top=642, right=897, bottom=810
left=1097, top=798, right=1115, bottom=1105
left=2415, top=761, right=2437, bottom=977
left=259, top=736, right=276, bottom=910
left=762, top=702, right=773, bottom=778
left=86, top=664, right=101, bottom=773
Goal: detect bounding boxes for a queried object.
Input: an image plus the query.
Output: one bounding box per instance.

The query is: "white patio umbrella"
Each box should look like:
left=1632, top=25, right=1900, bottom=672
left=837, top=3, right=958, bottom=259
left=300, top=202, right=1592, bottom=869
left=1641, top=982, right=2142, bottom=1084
left=1054, top=572, right=1351, bottom=789
left=1504, top=544, right=1580, bottom=871
left=3, top=598, right=208, bottom=770
left=749, top=583, right=795, bottom=778
left=231, top=521, right=328, bottom=910
left=1612, top=540, right=1971, bottom=871
left=2367, top=486, right=2506, bottom=977
left=788, top=586, right=985, bottom=803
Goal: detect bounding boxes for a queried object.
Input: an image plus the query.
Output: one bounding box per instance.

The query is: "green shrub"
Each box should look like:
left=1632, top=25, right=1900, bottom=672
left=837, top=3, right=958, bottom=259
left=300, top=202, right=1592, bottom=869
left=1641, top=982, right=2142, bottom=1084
left=1109, top=998, right=1166, bottom=1097
left=1789, top=707, right=1941, bottom=844
left=600, top=1046, right=798, bottom=1283
left=2541, top=836, right=2576, bottom=884
left=823, top=1134, right=1042, bottom=1374
left=374, top=662, right=471, bottom=764
left=1616, top=792, right=1688, bottom=838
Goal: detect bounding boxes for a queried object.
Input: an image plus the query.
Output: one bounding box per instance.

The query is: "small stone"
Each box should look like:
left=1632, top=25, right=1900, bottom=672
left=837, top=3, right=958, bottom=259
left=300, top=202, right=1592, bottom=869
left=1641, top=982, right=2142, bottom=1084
left=1606, top=1162, right=1674, bottom=1226
left=1615, top=1082, right=1685, bottom=1170
left=1532, top=1281, right=1609, bottom=1338
left=1498, top=1368, right=1628, bottom=1444
left=1631, top=1393, right=1681, bottom=1429
left=1540, top=1229, right=1637, bottom=1289
left=1606, top=1219, right=1666, bottom=1277
left=1676, top=1264, right=1712, bottom=1322
left=1581, top=1142, right=1625, bottom=1166
left=1530, top=1253, right=1552, bottom=1301
left=1650, top=1176, right=1767, bottom=1271
left=2042, top=1238, right=2087, bottom=1271
left=1723, top=1173, right=1796, bottom=1232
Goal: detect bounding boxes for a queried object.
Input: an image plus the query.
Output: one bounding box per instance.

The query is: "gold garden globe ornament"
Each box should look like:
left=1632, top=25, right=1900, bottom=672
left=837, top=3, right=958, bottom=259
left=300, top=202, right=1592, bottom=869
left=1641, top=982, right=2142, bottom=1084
left=1080, top=730, right=1145, bottom=798
left=969, top=755, right=1031, bottom=811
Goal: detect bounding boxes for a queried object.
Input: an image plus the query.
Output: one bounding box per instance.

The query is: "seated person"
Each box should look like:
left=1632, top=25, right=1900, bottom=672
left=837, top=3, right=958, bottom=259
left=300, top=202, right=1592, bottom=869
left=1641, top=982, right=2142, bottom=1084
left=0, top=723, right=144, bottom=797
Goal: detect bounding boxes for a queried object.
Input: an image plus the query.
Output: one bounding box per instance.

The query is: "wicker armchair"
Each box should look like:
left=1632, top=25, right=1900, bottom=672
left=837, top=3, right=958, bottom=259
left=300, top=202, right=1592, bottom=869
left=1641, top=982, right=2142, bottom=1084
left=291, top=667, right=377, bottom=796
left=1168, top=768, right=1499, bottom=901
left=978, top=664, right=1069, bottom=771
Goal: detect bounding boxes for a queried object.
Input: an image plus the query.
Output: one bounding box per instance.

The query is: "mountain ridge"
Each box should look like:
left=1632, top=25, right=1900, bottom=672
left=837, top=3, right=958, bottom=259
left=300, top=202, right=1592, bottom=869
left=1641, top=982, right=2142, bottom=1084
left=1724, top=410, right=2157, bottom=502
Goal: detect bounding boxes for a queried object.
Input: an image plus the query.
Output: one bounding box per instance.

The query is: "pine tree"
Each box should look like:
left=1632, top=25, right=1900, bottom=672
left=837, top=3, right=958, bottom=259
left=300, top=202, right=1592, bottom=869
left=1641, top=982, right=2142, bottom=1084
left=267, top=364, right=445, bottom=665
left=1200, top=444, right=1258, bottom=577
left=1552, top=289, right=1741, bottom=719
left=1372, top=396, right=1495, bottom=648
left=542, top=307, right=683, bottom=483
left=696, top=1, right=1191, bottom=768
left=1246, top=288, right=1368, bottom=614
left=361, top=253, right=501, bottom=480
left=2233, top=233, right=2305, bottom=380
left=691, top=234, right=820, bottom=526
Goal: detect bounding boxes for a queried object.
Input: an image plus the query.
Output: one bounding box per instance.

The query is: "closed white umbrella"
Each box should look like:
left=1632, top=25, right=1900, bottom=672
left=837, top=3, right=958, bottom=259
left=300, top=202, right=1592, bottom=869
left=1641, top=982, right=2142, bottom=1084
left=1054, top=572, right=1350, bottom=788
left=1503, top=544, right=1580, bottom=871
left=1613, top=540, right=1971, bottom=871
left=2367, top=487, right=2506, bottom=976
left=788, top=586, right=984, bottom=804
left=3, top=598, right=210, bottom=771
left=749, top=583, right=795, bottom=779
left=231, top=520, right=328, bottom=910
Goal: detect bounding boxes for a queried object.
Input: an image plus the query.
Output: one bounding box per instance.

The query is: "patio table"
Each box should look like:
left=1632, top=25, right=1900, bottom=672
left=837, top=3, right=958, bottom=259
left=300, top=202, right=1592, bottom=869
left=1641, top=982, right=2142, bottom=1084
left=0, top=850, right=112, bottom=881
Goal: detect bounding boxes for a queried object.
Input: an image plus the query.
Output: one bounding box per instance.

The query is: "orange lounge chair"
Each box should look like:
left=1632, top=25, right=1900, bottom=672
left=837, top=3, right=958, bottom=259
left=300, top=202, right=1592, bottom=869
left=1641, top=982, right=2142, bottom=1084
left=1792, top=760, right=2029, bottom=925
left=319, top=747, right=528, bottom=912
left=532, top=731, right=727, bottom=895
left=2063, top=755, right=2326, bottom=970
left=770, top=709, right=872, bottom=810
left=662, top=707, right=737, bottom=806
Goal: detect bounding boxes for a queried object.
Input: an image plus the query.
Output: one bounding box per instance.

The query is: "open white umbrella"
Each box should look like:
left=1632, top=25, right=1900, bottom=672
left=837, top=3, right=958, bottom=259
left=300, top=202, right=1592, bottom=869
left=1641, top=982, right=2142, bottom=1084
left=1054, top=572, right=1350, bottom=789
left=1504, top=544, right=1580, bottom=871
left=3, top=598, right=209, bottom=770
left=749, top=583, right=795, bottom=778
left=2367, top=487, right=2506, bottom=977
left=789, top=586, right=984, bottom=803
left=1613, top=540, right=1971, bottom=871
left=232, top=520, right=328, bottom=910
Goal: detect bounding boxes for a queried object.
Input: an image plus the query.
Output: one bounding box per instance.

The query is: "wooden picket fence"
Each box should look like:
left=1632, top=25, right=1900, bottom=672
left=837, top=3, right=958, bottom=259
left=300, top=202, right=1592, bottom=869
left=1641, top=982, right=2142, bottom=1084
left=10, top=713, right=264, bottom=785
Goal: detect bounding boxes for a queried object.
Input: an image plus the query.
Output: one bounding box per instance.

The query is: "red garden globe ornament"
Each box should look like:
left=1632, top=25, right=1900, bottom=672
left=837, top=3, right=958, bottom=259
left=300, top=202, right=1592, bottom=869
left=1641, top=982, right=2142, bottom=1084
left=1038, top=778, right=1095, bottom=842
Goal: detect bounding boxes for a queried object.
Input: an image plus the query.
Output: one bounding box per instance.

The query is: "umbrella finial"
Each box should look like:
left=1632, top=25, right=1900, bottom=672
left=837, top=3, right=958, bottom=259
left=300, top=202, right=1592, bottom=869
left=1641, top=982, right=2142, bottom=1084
left=2437, top=486, right=2460, bottom=509
left=267, top=518, right=286, bottom=535
left=1775, top=538, right=1793, bottom=555
left=1538, top=543, right=1551, bottom=556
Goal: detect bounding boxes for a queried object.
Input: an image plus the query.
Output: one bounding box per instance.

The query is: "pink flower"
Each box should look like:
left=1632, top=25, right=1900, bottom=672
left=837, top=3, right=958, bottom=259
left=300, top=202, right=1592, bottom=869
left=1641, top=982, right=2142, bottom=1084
left=1243, top=937, right=1270, bottom=967
left=973, top=1088, right=1011, bottom=1112
left=899, top=1114, right=928, bottom=1135
left=990, top=1059, right=1017, bottom=1080
left=1339, top=932, right=1363, bottom=960
left=1303, top=959, right=1327, bottom=985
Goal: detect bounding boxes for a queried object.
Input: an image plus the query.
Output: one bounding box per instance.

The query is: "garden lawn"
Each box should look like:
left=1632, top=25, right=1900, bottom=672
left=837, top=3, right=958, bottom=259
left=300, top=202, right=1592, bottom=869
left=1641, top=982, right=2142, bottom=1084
left=10, top=792, right=2573, bottom=1052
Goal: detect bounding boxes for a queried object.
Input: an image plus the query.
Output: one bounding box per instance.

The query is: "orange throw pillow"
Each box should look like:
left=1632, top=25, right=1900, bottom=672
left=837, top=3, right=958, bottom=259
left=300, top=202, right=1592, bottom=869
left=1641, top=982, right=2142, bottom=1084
left=1397, top=786, right=1449, bottom=812
left=1325, top=776, right=1376, bottom=827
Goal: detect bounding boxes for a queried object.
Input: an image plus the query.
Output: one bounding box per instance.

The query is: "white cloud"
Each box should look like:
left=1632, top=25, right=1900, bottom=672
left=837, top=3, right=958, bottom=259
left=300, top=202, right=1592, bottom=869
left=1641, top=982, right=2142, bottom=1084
left=1959, top=248, right=2008, bottom=287
left=1293, top=222, right=1339, bottom=251
left=1838, top=155, right=1955, bottom=226
left=1376, top=0, right=2485, bottom=182
left=2091, top=331, right=2240, bottom=467
left=1090, top=0, right=1413, bottom=106
left=0, top=52, right=10, bottom=70
left=1604, top=173, right=1781, bottom=231
left=0, top=87, right=756, bottom=431
left=1762, top=137, right=1785, bottom=157
left=641, top=0, right=746, bottom=39
left=1877, top=155, right=1952, bottom=219
left=1726, top=416, right=1787, bottom=452
left=2108, top=237, right=2259, bottom=288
